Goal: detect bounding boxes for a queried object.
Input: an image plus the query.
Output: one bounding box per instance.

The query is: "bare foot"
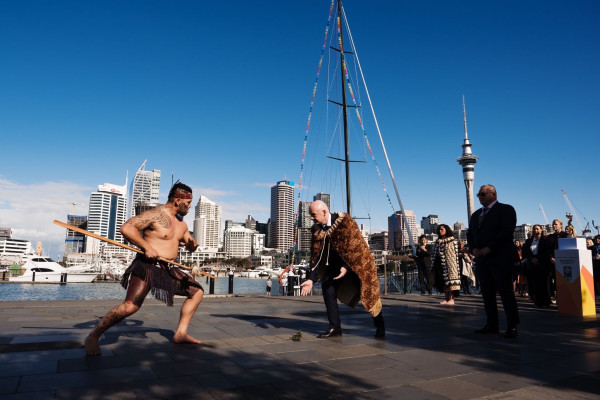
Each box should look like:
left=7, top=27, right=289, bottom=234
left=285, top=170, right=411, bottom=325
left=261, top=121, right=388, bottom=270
left=443, top=299, right=455, bottom=305
left=173, top=333, right=202, bottom=344
left=439, top=300, right=447, bottom=305
left=84, top=335, right=101, bottom=356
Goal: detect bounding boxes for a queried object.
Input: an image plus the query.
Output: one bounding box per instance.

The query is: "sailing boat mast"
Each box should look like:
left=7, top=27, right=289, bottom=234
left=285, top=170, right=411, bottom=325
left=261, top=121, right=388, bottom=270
left=338, top=0, right=351, bottom=215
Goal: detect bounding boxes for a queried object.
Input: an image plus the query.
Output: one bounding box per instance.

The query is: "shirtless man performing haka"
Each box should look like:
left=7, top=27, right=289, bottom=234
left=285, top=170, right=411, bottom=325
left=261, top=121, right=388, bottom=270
left=84, top=182, right=203, bottom=356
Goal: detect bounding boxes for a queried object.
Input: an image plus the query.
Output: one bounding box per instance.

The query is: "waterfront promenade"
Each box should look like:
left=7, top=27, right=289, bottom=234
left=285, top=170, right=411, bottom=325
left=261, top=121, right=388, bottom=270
left=1, top=294, right=599, bottom=399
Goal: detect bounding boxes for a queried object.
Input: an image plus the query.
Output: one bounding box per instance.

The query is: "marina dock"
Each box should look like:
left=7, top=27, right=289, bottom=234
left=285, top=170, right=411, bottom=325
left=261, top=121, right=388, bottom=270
left=0, top=294, right=599, bottom=399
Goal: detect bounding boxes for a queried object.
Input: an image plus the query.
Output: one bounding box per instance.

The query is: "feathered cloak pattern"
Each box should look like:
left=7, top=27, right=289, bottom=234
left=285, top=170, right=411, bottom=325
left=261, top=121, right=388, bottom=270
left=431, top=237, right=461, bottom=291
left=310, top=213, right=382, bottom=317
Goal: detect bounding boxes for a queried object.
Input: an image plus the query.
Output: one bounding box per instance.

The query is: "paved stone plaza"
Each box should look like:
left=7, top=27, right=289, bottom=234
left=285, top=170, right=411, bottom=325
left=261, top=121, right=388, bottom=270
left=0, top=293, right=599, bottom=399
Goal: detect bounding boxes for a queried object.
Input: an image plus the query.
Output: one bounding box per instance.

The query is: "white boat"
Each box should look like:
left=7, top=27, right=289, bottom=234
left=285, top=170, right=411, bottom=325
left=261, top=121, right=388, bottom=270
left=241, top=266, right=275, bottom=279
left=104, top=264, right=126, bottom=280
left=9, top=256, right=99, bottom=283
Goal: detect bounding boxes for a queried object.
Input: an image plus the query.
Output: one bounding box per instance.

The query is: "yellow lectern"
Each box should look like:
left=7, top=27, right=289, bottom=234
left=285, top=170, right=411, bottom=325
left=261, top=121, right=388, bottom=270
left=554, top=238, right=595, bottom=316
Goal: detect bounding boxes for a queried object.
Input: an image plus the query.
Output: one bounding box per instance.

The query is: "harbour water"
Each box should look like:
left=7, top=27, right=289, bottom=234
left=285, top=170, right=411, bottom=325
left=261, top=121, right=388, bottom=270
left=0, top=277, right=285, bottom=301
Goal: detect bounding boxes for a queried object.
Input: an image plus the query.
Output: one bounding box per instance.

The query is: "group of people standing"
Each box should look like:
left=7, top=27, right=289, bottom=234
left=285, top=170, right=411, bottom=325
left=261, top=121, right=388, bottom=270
left=415, top=185, right=521, bottom=338
left=515, top=220, right=600, bottom=307
left=414, top=230, right=475, bottom=305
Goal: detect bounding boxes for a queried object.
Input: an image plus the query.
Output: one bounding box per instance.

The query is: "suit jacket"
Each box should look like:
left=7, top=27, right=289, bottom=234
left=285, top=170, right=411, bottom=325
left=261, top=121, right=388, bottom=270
left=467, top=202, right=517, bottom=267
left=415, top=244, right=432, bottom=269
left=306, top=213, right=345, bottom=282
left=522, top=236, right=552, bottom=270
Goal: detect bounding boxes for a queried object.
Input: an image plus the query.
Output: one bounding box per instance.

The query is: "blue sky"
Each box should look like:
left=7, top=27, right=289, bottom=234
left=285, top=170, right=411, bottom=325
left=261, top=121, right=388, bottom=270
left=1, top=0, right=599, bottom=257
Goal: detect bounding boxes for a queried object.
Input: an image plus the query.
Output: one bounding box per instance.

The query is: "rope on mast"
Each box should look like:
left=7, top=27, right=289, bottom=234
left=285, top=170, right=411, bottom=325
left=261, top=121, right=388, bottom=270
left=342, top=5, right=416, bottom=254
left=291, top=0, right=336, bottom=267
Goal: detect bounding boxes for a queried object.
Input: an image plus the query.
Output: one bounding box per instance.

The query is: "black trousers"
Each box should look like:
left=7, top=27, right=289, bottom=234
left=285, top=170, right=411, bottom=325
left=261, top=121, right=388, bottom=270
left=417, top=262, right=432, bottom=294
left=322, top=273, right=342, bottom=330
left=532, top=264, right=552, bottom=306
left=477, top=260, right=520, bottom=328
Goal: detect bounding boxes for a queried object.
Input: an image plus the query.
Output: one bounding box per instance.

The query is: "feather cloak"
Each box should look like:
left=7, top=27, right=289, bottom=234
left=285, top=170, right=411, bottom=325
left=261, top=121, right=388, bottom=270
left=310, top=213, right=382, bottom=317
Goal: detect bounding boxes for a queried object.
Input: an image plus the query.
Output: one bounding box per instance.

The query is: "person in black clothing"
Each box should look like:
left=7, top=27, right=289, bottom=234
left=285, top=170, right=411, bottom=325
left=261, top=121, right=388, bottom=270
left=458, top=240, right=473, bottom=295
left=415, top=235, right=433, bottom=295
left=591, top=235, right=600, bottom=299
left=547, top=219, right=568, bottom=301
left=467, top=184, right=520, bottom=338
left=300, top=200, right=385, bottom=338
left=522, top=224, right=553, bottom=307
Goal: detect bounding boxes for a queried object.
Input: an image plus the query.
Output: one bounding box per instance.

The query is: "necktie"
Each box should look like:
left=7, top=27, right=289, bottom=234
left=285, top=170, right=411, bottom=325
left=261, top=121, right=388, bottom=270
left=478, top=207, right=488, bottom=224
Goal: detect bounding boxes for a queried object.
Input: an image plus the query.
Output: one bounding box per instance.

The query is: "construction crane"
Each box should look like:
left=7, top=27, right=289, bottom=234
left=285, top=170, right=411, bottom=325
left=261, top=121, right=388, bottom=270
left=69, top=202, right=85, bottom=214
left=539, top=203, right=549, bottom=225
left=561, top=190, right=591, bottom=236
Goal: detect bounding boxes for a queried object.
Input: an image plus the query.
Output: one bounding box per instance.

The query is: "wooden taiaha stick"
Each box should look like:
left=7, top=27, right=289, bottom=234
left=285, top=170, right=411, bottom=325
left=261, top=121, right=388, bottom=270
left=53, top=220, right=217, bottom=279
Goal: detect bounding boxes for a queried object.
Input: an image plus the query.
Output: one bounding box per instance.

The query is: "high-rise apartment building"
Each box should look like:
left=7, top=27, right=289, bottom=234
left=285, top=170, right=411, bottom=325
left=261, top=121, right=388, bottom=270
left=269, top=179, right=295, bottom=252
left=297, top=201, right=313, bottom=251
left=130, top=160, right=161, bottom=217
left=388, top=210, right=418, bottom=249
left=193, top=196, right=221, bottom=251
left=87, top=183, right=128, bottom=249
left=64, top=215, right=88, bottom=254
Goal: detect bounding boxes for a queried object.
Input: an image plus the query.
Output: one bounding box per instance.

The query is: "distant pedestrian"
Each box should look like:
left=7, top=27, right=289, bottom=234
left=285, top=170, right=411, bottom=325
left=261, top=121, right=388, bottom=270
left=458, top=240, right=475, bottom=295
left=468, top=184, right=520, bottom=338
left=414, top=235, right=433, bottom=295
left=266, top=277, right=272, bottom=297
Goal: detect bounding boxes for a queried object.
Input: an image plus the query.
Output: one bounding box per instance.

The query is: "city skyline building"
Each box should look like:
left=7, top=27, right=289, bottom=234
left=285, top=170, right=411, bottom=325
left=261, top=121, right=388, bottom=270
left=514, top=223, right=533, bottom=243
left=245, top=215, right=257, bottom=231
left=369, top=231, right=388, bottom=251
left=313, top=192, right=331, bottom=211
left=421, top=214, right=439, bottom=235
left=64, top=215, right=87, bottom=254
left=130, top=160, right=161, bottom=217
left=297, top=201, right=313, bottom=252
left=388, top=210, right=418, bottom=249
left=223, top=225, right=254, bottom=258
left=0, top=231, right=31, bottom=260
left=457, top=96, right=479, bottom=221
left=269, top=179, right=295, bottom=252
left=193, top=195, right=222, bottom=251
left=87, top=183, right=128, bottom=252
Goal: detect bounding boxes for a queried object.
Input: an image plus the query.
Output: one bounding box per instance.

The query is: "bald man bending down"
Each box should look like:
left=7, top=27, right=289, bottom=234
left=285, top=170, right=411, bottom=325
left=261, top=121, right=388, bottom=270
left=301, top=200, right=385, bottom=338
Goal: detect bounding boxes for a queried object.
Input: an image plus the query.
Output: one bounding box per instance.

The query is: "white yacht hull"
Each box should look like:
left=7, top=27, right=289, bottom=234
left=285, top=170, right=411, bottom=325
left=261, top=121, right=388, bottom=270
left=10, top=273, right=98, bottom=283
left=9, top=255, right=99, bottom=283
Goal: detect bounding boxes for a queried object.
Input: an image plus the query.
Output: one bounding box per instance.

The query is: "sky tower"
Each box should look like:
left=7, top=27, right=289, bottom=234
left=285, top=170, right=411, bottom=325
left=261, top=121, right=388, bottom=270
left=457, top=96, right=479, bottom=220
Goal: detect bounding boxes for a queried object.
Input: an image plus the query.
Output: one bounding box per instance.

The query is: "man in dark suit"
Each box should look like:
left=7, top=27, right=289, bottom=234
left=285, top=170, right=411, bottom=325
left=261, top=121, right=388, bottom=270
left=467, top=184, right=520, bottom=338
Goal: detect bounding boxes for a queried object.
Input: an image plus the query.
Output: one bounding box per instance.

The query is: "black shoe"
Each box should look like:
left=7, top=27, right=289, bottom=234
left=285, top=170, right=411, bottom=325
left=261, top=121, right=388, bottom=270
left=374, top=327, right=385, bottom=338
left=504, top=327, right=518, bottom=338
left=474, top=325, right=499, bottom=334
left=317, top=328, right=342, bottom=338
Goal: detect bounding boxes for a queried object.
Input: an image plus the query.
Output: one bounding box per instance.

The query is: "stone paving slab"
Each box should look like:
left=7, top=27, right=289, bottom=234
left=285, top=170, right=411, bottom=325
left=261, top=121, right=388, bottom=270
left=0, top=294, right=598, bottom=399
